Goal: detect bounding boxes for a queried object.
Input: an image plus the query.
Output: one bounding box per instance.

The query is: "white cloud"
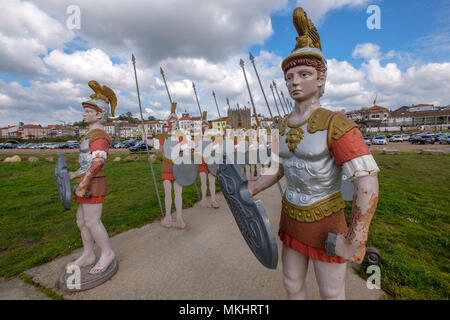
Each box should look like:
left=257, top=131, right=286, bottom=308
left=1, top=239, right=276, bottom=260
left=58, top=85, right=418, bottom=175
left=352, top=43, right=382, bottom=60
left=297, top=0, right=372, bottom=23
left=0, top=0, right=73, bottom=76
left=35, top=0, right=287, bottom=65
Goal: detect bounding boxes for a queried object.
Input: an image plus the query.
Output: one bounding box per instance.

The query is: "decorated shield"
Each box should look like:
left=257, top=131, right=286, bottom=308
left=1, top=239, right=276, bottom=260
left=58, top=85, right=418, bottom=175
left=173, top=163, right=199, bottom=186
left=55, top=154, right=71, bottom=210
left=216, top=160, right=278, bottom=269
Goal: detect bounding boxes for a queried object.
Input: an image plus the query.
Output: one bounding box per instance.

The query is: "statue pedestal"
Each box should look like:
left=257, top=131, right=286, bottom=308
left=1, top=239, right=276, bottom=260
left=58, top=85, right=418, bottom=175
left=58, top=259, right=118, bottom=292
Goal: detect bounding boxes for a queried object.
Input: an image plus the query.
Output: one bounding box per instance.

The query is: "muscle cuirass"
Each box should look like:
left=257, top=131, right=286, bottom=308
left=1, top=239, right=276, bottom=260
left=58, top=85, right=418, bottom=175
left=78, top=138, right=92, bottom=176
left=279, top=122, right=341, bottom=207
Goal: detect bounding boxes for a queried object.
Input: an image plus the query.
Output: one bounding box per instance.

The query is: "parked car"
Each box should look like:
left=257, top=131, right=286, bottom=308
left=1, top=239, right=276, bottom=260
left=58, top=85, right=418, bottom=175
left=389, top=135, right=403, bottom=142
left=129, top=141, right=152, bottom=152
left=372, top=136, right=387, bottom=145
left=439, top=134, right=449, bottom=144
left=363, top=137, right=372, bottom=145
left=412, top=133, right=435, bottom=144
left=401, top=134, right=410, bottom=141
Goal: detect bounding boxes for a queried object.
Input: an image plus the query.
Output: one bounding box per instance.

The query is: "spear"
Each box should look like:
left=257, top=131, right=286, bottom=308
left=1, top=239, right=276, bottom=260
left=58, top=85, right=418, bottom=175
left=248, top=53, right=283, bottom=196
left=132, top=54, right=164, bottom=217
left=160, top=67, right=172, bottom=104
left=212, top=91, right=224, bottom=132
left=239, top=59, right=258, bottom=123
left=249, top=52, right=274, bottom=120
left=226, top=98, right=231, bottom=111
left=280, top=91, right=291, bottom=113
left=192, top=82, right=202, bottom=117
left=272, top=81, right=287, bottom=116
left=159, top=67, right=201, bottom=200
left=269, top=83, right=282, bottom=118
left=236, top=103, right=240, bottom=111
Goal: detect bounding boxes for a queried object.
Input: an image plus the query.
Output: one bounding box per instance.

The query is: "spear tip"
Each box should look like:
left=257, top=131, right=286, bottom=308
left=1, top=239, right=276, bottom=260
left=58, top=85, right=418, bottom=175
left=192, top=82, right=195, bottom=89
left=160, top=66, right=164, bottom=75
left=249, top=52, right=254, bottom=61
left=131, top=53, right=136, bottom=63
left=239, top=58, right=245, bottom=67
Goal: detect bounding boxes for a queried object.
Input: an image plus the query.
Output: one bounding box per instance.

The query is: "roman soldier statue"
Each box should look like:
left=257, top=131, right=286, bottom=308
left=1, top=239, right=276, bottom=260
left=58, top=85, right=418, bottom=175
left=158, top=102, right=187, bottom=229
left=247, top=7, right=380, bottom=299
left=198, top=111, right=219, bottom=208
left=67, top=80, right=118, bottom=276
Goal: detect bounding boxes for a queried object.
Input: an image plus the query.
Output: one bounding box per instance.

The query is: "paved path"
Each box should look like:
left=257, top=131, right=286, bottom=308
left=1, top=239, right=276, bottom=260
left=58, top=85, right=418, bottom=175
left=23, top=179, right=386, bottom=300
left=0, top=278, right=51, bottom=300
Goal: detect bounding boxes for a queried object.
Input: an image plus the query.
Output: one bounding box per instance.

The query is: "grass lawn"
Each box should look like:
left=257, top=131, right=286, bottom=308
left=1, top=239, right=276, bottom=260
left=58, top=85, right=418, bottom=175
left=0, top=152, right=449, bottom=299
left=348, top=152, right=449, bottom=300
left=0, top=153, right=202, bottom=278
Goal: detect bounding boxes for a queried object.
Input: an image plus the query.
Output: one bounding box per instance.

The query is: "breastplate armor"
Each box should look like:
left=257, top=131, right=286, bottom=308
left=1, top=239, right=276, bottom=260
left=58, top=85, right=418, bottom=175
left=279, top=122, right=341, bottom=207
left=78, top=138, right=92, bottom=176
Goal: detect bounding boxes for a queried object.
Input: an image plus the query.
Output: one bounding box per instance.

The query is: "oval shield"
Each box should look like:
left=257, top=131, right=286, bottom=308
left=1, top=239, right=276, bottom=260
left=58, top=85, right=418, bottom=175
left=216, top=161, right=278, bottom=269
left=55, top=154, right=71, bottom=210
left=173, top=163, right=199, bottom=186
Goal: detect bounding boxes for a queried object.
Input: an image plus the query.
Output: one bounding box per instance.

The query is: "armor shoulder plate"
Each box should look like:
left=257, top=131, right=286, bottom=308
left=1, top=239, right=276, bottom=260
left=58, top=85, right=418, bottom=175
left=328, top=113, right=359, bottom=141
left=307, top=108, right=334, bottom=134
left=87, top=128, right=111, bottom=144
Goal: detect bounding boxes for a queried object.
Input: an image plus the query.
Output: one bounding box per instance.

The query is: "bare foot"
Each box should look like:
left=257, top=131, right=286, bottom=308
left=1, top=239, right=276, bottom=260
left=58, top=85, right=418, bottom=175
left=160, top=215, right=173, bottom=228
left=199, top=199, right=209, bottom=208
left=89, top=251, right=115, bottom=274
left=172, top=218, right=186, bottom=229
left=66, top=253, right=95, bottom=270
left=208, top=200, right=219, bottom=208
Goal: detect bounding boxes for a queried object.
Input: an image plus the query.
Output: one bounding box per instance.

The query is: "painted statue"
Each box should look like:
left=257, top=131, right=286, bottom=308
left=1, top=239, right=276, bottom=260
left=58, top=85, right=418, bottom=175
left=248, top=7, right=380, bottom=299
left=67, top=80, right=117, bottom=275
left=158, top=102, right=186, bottom=229
left=198, top=111, right=219, bottom=208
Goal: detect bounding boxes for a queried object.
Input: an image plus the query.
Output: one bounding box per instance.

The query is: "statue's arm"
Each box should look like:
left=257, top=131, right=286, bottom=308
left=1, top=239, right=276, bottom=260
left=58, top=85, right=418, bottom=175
left=335, top=173, right=379, bottom=263
left=248, top=164, right=284, bottom=196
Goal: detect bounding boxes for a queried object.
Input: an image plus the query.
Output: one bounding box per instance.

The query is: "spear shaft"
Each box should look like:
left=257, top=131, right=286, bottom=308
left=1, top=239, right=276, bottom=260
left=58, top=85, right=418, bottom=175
left=280, top=91, right=291, bottom=113
left=249, top=53, right=274, bottom=119
left=248, top=54, right=283, bottom=196
left=212, top=91, right=224, bottom=132
left=160, top=67, right=172, bottom=104
left=192, top=82, right=202, bottom=116
left=269, top=83, right=282, bottom=118
left=239, top=59, right=258, bottom=126
left=273, top=81, right=287, bottom=116
left=132, top=54, right=164, bottom=217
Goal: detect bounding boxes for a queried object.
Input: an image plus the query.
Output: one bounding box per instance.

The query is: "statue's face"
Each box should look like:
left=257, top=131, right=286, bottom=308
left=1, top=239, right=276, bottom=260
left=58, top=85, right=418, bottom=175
left=168, top=117, right=178, bottom=131
left=83, top=106, right=102, bottom=124
left=285, top=65, right=325, bottom=102
left=202, top=123, right=209, bottom=134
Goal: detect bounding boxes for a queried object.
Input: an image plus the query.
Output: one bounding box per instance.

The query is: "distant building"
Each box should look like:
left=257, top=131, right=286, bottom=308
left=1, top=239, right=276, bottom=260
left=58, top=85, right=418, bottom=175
left=211, top=117, right=229, bottom=134
left=228, top=107, right=251, bottom=129
left=20, top=124, right=49, bottom=139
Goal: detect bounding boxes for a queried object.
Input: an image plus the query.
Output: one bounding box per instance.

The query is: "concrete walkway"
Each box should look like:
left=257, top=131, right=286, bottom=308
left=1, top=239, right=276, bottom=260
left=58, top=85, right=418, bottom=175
left=23, top=179, right=386, bottom=300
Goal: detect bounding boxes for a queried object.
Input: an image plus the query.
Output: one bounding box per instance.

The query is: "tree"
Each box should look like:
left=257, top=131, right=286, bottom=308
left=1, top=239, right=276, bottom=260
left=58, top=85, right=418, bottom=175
left=147, top=116, right=156, bottom=121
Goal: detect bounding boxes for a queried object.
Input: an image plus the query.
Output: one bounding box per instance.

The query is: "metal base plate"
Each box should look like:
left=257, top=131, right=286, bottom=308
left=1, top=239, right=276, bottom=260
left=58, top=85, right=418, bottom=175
left=58, top=259, right=118, bottom=292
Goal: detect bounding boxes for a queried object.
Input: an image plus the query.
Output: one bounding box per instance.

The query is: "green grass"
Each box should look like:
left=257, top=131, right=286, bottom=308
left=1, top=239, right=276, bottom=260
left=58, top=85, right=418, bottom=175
left=0, top=152, right=449, bottom=299
left=344, top=152, right=450, bottom=300
left=0, top=153, right=204, bottom=278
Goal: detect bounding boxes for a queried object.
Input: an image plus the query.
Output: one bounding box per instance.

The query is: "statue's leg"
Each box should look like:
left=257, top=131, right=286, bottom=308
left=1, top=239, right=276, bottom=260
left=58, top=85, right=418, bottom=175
left=312, top=259, right=347, bottom=300
left=281, top=244, right=309, bottom=300
left=67, top=204, right=96, bottom=268
left=161, top=179, right=173, bottom=227
left=81, top=203, right=115, bottom=274
left=199, top=171, right=208, bottom=207
left=208, top=173, right=219, bottom=208
left=173, top=181, right=185, bottom=229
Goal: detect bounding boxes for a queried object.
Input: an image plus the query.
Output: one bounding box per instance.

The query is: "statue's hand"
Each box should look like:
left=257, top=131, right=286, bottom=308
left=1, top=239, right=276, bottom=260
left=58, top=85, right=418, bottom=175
left=68, top=172, right=77, bottom=181
left=75, top=183, right=87, bottom=198
left=334, top=233, right=366, bottom=264
left=246, top=165, right=261, bottom=196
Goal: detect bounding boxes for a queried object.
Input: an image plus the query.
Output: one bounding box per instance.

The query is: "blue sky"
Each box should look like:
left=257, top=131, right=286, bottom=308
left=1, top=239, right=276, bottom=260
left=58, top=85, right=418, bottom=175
left=0, top=0, right=449, bottom=126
